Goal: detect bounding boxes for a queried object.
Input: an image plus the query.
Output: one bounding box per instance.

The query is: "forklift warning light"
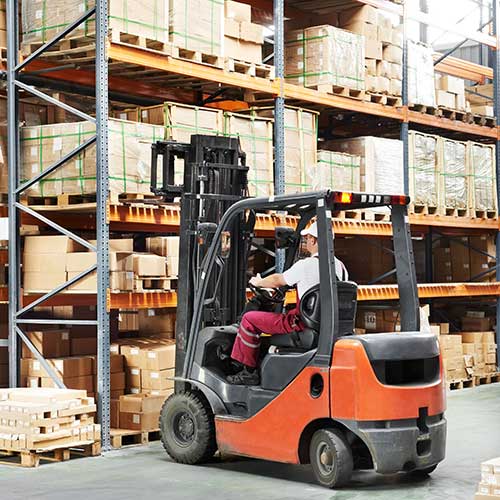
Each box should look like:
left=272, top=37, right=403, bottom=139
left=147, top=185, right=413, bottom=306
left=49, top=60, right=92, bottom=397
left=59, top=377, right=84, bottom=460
left=340, top=192, right=352, bottom=204
left=331, top=192, right=409, bottom=206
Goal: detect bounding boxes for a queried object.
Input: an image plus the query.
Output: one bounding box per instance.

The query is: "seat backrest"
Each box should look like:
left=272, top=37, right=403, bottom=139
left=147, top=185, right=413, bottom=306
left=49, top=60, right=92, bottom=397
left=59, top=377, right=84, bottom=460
left=299, top=281, right=358, bottom=335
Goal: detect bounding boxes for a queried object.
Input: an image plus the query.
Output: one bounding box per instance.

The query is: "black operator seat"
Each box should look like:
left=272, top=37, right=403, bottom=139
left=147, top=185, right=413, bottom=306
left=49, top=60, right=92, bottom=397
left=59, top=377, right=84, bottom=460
left=270, top=281, right=358, bottom=351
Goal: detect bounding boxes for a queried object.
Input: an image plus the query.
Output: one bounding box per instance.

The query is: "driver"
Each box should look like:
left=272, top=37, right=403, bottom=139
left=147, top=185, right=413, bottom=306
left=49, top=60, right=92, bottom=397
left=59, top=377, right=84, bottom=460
left=227, top=221, right=348, bottom=385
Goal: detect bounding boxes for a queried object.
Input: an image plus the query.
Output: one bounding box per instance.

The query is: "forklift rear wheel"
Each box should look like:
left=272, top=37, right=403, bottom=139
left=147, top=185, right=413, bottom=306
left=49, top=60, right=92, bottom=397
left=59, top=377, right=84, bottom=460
left=160, top=391, right=217, bottom=465
left=310, top=428, right=353, bottom=488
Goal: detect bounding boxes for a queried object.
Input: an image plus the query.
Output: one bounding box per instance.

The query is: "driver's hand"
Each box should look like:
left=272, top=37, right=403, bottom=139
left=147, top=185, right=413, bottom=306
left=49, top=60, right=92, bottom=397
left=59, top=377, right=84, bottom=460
left=249, top=274, right=262, bottom=287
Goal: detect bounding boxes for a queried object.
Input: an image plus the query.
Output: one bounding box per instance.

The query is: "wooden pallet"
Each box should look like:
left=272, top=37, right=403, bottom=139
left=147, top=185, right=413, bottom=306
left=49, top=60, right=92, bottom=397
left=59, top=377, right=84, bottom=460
left=437, top=106, right=469, bottom=122
left=0, top=441, right=101, bottom=468
left=409, top=103, right=439, bottom=116
left=109, top=192, right=165, bottom=205
left=173, top=46, right=223, bottom=68
left=442, top=207, right=469, bottom=217
left=224, top=58, right=275, bottom=79
left=109, top=30, right=172, bottom=53
left=447, top=378, right=474, bottom=391
left=472, top=208, right=497, bottom=219
left=474, top=372, right=500, bottom=386
left=22, top=193, right=97, bottom=207
left=134, top=277, right=174, bottom=292
left=110, top=428, right=160, bottom=449
left=365, top=92, right=402, bottom=107
left=311, top=84, right=365, bottom=100
left=409, top=203, right=439, bottom=215
left=471, top=113, right=496, bottom=127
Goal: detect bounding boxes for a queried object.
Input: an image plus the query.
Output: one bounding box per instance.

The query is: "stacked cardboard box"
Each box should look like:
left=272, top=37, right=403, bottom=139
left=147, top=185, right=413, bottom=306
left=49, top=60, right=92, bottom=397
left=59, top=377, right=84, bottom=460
left=118, top=392, right=170, bottom=431
left=408, top=131, right=439, bottom=210
left=0, top=388, right=100, bottom=451
left=169, top=0, right=223, bottom=57
left=433, top=236, right=496, bottom=283
left=224, top=0, right=264, bottom=64
left=355, top=308, right=400, bottom=333
left=146, top=236, right=180, bottom=278
left=338, top=5, right=402, bottom=96
left=476, top=457, right=500, bottom=499
left=435, top=75, right=467, bottom=111
left=438, top=137, right=468, bottom=214
left=223, top=112, right=273, bottom=197
left=138, top=309, right=176, bottom=339
left=285, top=24, right=364, bottom=92
left=325, top=136, right=404, bottom=195
left=459, top=331, right=497, bottom=378
left=312, top=151, right=361, bottom=192
left=247, top=107, right=318, bottom=193
left=438, top=334, right=466, bottom=381
left=21, top=0, right=168, bottom=47
left=21, top=119, right=164, bottom=197
left=466, top=83, right=494, bottom=116
left=407, top=40, right=436, bottom=107
left=468, top=142, right=497, bottom=216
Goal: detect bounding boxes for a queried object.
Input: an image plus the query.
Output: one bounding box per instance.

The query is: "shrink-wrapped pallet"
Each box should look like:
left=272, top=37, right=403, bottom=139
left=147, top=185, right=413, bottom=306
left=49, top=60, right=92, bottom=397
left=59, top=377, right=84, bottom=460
left=407, top=40, right=436, bottom=107
left=21, top=0, right=168, bottom=46
left=223, top=112, right=273, bottom=197
left=312, top=150, right=361, bottom=192
left=21, top=119, right=165, bottom=197
left=248, top=107, right=318, bottom=194
left=408, top=131, right=439, bottom=208
left=285, top=25, right=365, bottom=91
left=324, top=137, right=404, bottom=195
left=467, top=142, right=497, bottom=214
left=438, top=138, right=467, bottom=213
left=169, top=0, right=224, bottom=56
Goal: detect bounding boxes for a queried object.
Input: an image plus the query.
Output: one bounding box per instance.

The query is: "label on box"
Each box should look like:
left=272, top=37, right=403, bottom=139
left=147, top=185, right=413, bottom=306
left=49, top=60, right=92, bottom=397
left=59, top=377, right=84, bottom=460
left=151, top=372, right=159, bottom=379
left=148, top=309, right=155, bottom=317
left=30, top=147, right=38, bottom=157
left=130, top=348, right=139, bottom=355
left=110, top=345, right=119, bottom=353
left=148, top=352, right=157, bottom=359
left=364, top=312, right=377, bottom=330
left=54, top=360, right=63, bottom=370
left=33, top=361, right=40, bottom=371
left=131, top=368, right=139, bottom=375
left=52, top=137, right=62, bottom=152
left=31, top=164, right=39, bottom=174
left=78, top=2, right=85, bottom=12
left=130, top=388, right=140, bottom=394
left=141, top=110, right=148, bottom=119
left=35, top=9, right=43, bottom=19
left=119, top=113, right=127, bottom=120
left=133, top=414, right=140, bottom=424
left=62, top=332, right=69, bottom=340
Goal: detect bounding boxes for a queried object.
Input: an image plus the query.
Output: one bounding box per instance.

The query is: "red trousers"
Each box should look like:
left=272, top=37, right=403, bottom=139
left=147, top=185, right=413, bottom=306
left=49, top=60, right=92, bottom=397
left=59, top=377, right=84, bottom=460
left=231, top=308, right=302, bottom=368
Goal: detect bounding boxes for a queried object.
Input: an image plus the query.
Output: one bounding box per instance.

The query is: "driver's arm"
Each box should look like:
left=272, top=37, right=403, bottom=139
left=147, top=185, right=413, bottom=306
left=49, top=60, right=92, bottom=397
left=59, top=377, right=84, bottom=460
left=251, top=273, right=287, bottom=288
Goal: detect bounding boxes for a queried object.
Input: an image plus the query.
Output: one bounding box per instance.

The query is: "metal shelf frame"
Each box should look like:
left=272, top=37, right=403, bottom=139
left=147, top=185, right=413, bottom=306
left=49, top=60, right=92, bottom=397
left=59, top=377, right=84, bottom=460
left=4, top=0, right=500, bottom=447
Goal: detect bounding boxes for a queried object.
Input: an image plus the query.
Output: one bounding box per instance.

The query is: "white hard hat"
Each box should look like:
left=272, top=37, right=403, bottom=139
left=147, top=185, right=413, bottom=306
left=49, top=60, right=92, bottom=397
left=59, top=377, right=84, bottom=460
left=300, top=221, right=318, bottom=238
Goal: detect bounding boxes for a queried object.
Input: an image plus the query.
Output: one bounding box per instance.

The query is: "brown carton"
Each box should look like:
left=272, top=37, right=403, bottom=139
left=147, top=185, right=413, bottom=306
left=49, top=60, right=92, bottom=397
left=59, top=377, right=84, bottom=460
left=462, top=317, right=492, bottom=331
left=141, top=369, right=175, bottom=390
left=339, top=5, right=378, bottom=25
left=119, top=392, right=170, bottom=413
left=41, top=374, right=94, bottom=393
left=111, top=399, right=120, bottom=428
left=146, top=236, right=180, bottom=257
left=225, top=0, right=251, bottom=22
left=127, top=254, right=166, bottom=277
left=138, top=309, right=176, bottom=336
left=483, top=332, right=496, bottom=344
left=110, top=271, right=135, bottom=292
left=22, top=330, right=70, bottom=359
left=24, top=272, right=68, bottom=292
left=119, top=411, right=159, bottom=431
left=24, top=235, right=84, bottom=254
left=239, top=21, right=264, bottom=44
left=126, top=367, right=142, bottom=389
left=71, top=337, right=97, bottom=356
left=140, top=344, right=176, bottom=371
left=27, top=356, right=93, bottom=378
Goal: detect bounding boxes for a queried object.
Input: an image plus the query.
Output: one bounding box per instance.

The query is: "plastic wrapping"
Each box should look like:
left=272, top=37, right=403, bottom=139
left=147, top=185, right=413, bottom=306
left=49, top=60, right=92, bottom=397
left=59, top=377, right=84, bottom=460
left=21, top=119, right=165, bottom=196
left=169, top=0, right=224, bottom=56
left=313, top=150, right=361, bottom=192
left=285, top=25, right=365, bottom=90
left=324, top=136, right=404, bottom=195
left=246, top=106, right=318, bottom=194
left=21, top=0, right=168, bottom=46
left=409, top=131, right=438, bottom=207
left=438, top=138, right=467, bottom=210
left=407, top=40, right=436, bottom=107
left=467, top=142, right=497, bottom=213
left=223, top=112, right=273, bottom=197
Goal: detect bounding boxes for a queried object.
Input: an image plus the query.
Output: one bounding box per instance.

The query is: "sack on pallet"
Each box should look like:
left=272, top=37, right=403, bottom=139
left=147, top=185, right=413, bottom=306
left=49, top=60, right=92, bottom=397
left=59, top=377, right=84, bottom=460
left=438, top=138, right=467, bottom=212
left=312, top=150, right=361, bottom=192
left=467, top=142, right=497, bottom=214
left=169, top=0, right=224, bottom=56
left=285, top=25, right=365, bottom=91
left=409, top=131, right=439, bottom=208
left=223, top=112, right=273, bottom=197
left=407, top=40, right=436, bottom=107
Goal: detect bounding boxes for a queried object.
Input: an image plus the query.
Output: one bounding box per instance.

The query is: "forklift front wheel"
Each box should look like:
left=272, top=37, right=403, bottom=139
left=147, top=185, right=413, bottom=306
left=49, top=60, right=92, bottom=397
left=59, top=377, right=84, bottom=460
left=159, top=391, right=217, bottom=465
left=310, top=428, right=353, bottom=488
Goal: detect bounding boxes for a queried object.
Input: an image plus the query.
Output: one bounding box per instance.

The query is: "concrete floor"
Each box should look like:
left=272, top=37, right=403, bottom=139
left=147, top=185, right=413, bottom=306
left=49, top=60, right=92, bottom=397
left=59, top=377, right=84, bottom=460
left=2, top=384, right=499, bottom=500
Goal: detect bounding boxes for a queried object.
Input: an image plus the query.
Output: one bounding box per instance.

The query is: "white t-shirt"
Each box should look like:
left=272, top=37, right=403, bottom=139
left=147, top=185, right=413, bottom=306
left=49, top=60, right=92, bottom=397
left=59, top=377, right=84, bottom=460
left=282, top=253, right=348, bottom=299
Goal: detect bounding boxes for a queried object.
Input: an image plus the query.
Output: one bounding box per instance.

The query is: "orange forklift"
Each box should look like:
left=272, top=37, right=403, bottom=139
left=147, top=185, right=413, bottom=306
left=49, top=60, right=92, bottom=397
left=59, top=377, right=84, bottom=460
left=151, top=136, right=446, bottom=488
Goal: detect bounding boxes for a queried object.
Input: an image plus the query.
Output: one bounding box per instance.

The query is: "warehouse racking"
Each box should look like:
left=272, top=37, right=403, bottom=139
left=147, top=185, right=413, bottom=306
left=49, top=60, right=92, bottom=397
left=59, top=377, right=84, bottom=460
left=3, top=0, right=500, bottom=449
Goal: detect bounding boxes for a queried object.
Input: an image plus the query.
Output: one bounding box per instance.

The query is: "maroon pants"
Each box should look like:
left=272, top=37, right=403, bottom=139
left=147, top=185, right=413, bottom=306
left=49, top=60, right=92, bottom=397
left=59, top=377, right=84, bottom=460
left=231, top=308, right=302, bottom=368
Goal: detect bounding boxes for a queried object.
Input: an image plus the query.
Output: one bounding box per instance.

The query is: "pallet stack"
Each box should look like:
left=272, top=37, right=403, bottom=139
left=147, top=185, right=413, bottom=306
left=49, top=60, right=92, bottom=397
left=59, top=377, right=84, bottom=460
left=313, top=151, right=361, bottom=192
left=435, top=75, right=467, bottom=112
left=338, top=5, right=403, bottom=103
left=438, top=334, right=467, bottom=383
left=407, top=40, right=436, bottom=108
left=459, top=331, right=497, bottom=379
left=466, top=83, right=495, bottom=118
left=468, top=142, right=497, bottom=219
left=0, top=388, right=100, bottom=467
left=476, top=457, right=500, bottom=499
left=284, top=24, right=365, bottom=98
left=224, top=0, right=265, bottom=67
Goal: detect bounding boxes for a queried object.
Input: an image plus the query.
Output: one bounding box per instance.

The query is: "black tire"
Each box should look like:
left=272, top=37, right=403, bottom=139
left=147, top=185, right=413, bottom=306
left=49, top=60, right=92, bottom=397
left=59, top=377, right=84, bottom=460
left=310, top=428, right=353, bottom=488
left=159, top=391, right=217, bottom=464
left=411, top=464, right=438, bottom=476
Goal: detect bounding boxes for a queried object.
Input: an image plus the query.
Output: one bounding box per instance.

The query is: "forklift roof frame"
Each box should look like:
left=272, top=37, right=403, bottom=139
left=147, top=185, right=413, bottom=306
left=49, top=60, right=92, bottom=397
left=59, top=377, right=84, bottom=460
left=182, top=190, right=420, bottom=380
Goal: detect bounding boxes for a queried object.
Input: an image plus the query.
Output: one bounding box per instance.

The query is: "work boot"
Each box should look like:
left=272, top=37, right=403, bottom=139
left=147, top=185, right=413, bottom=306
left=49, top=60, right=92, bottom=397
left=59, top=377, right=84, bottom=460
left=226, top=366, right=260, bottom=386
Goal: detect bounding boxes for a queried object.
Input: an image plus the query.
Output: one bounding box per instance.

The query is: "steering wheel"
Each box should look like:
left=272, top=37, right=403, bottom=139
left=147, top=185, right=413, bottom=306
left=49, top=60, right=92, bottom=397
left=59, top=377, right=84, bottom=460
left=249, top=283, right=287, bottom=304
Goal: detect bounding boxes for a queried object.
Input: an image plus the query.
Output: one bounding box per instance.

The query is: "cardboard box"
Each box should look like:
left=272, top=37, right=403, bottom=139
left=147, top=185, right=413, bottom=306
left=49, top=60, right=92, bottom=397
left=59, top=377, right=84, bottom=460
left=24, top=235, right=84, bottom=254
left=119, top=392, right=170, bottom=413
left=436, top=90, right=456, bottom=108
left=339, top=5, right=377, bottom=25
left=109, top=252, right=134, bottom=272
left=439, top=75, right=465, bottom=95
left=225, top=0, right=251, bottom=23
left=224, top=36, right=262, bottom=64
left=376, top=76, right=390, bottom=93
left=127, top=254, right=166, bottom=277
left=24, top=271, right=68, bottom=292
left=146, top=236, right=180, bottom=257
left=224, top=17, right=240, bottom=39
left=365, top=39, right=382, bottom=60
left=118, top=310, right=139, bottom=332
left=239, top=21, right=263, bottom=44
left=119, top=411, right=159, bottom=431
left=126, top=367, right=142, bottom=388
left=462, top=317, right=492, bottom=331
left=389, top=79, right=402, bottom=96
left=26, top=356, right=93, bottom=378
left=41, top=374, right=94, bottom=393
left=483, top=332, right=496, bottom=344
left=110, top=372, right=126, bottom=391
left=111, top=399, right=120, bottom=428
left=140, top=344, right=176, bottom=371
left=71, top=336, right=97, bottom=356
left=141, top=369, right=175, bottom=390
left=23, top=253, right=67, bottom=273
left=383, top=44, right=403, bottom=64
left=138, top=309, right=176, bottom=336
left=343, top=21, right=377, bottom=39
left=120, top=344, right=143, bottom=368
left=22, top=330, right=70, bottom=359
left=110, top=271, right=135, bottom=292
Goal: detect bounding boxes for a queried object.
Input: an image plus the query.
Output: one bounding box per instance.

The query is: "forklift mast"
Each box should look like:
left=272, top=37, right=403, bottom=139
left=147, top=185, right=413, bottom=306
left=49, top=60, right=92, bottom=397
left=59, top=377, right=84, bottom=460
left=151, top=135, right=251, bottom=374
